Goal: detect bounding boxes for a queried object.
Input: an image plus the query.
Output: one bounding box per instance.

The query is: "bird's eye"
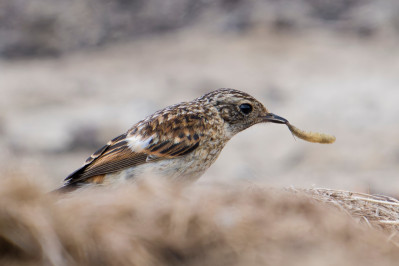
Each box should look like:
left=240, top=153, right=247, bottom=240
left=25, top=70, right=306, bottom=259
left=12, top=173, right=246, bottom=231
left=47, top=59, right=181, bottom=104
left=239, top=103, right=253, bottom=115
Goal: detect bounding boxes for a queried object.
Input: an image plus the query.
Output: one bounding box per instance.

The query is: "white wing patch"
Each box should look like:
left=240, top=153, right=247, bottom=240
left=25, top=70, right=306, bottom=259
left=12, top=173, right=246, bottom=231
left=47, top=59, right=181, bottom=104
left=127, top=135, right=153, bottom=152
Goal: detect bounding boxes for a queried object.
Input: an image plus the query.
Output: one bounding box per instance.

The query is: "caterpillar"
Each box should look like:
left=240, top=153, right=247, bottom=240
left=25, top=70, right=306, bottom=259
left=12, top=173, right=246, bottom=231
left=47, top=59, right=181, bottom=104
left=287, top=123, right=336, bottom=144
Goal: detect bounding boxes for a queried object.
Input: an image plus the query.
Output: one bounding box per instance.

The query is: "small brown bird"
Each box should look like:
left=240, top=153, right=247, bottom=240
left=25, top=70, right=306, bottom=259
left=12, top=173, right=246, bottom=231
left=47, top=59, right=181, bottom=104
left=57, top=89, right=287, bottom=192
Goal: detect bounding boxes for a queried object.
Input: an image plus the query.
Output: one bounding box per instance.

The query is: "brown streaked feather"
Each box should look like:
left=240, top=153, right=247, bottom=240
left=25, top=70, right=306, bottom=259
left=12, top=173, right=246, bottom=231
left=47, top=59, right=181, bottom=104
left=84, top=133, right=127, bottom=165
left=85, top=175, right=106, bottom=184
left=79, top=148, right=148, bottom=180
left=126, top=109, right=205, bottom=159
left=137, top=133, right=201, bottom=159
left=62, top=106, right=205, bottom=189
left=64, top=134, right=137, bottom=184
left=64, top=145, right=148, bottom=185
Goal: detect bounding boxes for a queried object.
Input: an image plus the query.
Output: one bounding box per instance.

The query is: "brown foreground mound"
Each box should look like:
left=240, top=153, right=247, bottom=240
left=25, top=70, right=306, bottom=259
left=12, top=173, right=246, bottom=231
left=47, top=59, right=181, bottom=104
left=0, top=176, right=398, bottom=266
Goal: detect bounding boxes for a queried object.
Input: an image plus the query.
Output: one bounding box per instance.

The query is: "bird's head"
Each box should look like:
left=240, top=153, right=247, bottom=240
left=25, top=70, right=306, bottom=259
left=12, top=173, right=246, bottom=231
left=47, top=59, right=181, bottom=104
left=198, top=88, right=287, bottom=138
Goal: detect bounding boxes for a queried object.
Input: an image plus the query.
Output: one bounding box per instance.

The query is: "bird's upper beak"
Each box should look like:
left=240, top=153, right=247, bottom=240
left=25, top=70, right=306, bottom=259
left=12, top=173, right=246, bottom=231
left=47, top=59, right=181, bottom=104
left=262, top=113, right=288, bottom=124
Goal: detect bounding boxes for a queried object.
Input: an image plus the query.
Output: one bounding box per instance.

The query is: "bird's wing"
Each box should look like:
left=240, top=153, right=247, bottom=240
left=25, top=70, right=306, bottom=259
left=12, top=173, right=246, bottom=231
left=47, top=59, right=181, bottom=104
left=62, top=114, right=204, bottom=187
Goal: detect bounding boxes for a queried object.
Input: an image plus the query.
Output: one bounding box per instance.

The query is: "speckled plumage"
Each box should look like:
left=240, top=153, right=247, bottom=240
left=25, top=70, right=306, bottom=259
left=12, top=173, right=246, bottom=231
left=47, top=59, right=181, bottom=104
left=57, top=88, right=287, bottom=192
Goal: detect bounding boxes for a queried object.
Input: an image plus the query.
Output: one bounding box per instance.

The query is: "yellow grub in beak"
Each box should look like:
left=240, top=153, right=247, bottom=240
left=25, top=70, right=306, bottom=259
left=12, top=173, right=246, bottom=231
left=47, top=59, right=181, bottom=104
left=287, top=123, right=336, bottom=144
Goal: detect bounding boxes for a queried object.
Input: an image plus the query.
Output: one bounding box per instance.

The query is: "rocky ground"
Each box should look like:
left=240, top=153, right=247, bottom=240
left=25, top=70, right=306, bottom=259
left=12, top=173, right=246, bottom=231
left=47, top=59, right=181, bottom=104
left=1, top=27, right=399, bottom=195
left=1, top=0, right=399, bottom=195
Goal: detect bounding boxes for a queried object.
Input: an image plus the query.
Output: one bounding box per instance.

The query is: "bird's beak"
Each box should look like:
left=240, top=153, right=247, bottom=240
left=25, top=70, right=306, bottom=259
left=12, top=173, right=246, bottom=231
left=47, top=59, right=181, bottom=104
left=262, top=113, right=288, bottom=124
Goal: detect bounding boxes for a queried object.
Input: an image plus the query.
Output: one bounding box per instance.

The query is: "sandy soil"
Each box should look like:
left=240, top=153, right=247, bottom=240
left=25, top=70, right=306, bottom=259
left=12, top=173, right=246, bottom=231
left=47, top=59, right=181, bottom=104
left=1, top=28, right=399, bottom=194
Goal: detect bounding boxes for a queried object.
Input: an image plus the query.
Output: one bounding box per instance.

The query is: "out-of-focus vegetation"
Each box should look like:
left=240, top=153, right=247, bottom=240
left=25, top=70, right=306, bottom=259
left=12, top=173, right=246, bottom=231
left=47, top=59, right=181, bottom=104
left=1, top=176, right=399, bottom=266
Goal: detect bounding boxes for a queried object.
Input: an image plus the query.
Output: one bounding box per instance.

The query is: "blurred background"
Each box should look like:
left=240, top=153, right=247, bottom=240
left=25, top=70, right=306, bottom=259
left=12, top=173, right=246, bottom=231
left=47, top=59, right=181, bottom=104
left=1, top=0, right=399, bottom=194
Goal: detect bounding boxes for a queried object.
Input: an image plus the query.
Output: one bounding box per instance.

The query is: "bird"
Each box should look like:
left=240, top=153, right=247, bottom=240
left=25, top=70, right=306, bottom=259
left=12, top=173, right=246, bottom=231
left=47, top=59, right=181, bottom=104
left=56, top=88, right=287, bottom=192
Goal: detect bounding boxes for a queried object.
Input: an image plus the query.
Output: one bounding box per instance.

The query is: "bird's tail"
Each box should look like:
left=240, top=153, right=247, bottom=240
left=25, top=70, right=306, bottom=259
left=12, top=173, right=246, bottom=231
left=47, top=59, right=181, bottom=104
left=51, top=183, right=79, bottom=194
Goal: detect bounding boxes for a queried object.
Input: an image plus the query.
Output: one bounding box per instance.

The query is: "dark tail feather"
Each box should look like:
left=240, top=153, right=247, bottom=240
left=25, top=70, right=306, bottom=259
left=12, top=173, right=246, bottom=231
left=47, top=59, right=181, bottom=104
left=51, top=164, right=89, bottom=193
left=51, top=183, right=79, bottom=194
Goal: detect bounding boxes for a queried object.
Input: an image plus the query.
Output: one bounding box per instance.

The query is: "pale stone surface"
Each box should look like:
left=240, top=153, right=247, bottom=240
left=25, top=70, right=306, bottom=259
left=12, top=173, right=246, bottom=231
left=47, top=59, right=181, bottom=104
left=1, top=29, right=398, bottom=194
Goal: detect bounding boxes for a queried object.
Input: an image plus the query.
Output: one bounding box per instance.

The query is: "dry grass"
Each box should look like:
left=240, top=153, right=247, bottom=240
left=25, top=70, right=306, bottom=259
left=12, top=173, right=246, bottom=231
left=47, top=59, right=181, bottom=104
left=1, top=175, right=399, bottom=266
left=302, top=188, right=399, bottom=246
